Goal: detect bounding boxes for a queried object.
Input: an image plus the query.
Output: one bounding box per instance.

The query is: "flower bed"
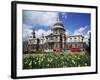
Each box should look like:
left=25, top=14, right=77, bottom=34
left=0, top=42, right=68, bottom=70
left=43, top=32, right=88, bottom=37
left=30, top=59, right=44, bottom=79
left=23, top=52, right=90, bottom=69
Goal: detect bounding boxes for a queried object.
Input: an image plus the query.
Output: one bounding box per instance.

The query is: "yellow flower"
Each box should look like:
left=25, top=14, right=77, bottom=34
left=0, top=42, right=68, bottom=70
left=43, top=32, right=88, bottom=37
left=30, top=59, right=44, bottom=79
left=78, top=57, right=80, bottom=60
left=47, top=64, right=49, bottom=67
left=39, top=54, right=43, bottom=57
left=48, top=57, right=53, bottom=62
left=61, top=57, right=63, bottom=60
left=29, top=61, right=32, bottom=66
left=62, top=62, right=64, bottom=64
left=24, top=61, right=27, bottom=64
left=41, top=58, right=43, bottom=62
left=78, top=65, right=80, bottom=67
left=72, top=60, right=75, bottom=64
left=74, top=55, right=77, bottom=58
left=85, top=63, right=87, bottom=66
left=63, top=66, right=66, bottom=68
left=34, top=61, right=37, bottom=64
left=55, top=57, right=58, bottom=59
left=36, top=57, right=38, bottom=60
left=38, top=60, right=41, bottom=65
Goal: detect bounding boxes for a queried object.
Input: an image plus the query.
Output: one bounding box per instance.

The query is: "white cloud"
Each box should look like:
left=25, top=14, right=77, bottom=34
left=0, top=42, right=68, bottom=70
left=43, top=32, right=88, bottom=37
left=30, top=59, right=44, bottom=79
left=73, top=26, right=87, bottom=35
left=83, top=30, right=91, bottom=44
left=65, top=30, right=71, bottom=36
left=23, top=24, right=32, bottom=41
left=23, top=24, right=52, bottom=40
left=87, top=30, right=91, bottom=35
left=73, top=26, right=90, bottom=44
left=61, top=12, right=68, bottom=19
left=23, top=11, right=58, bottom=27
left=35, top=29, right=51, bottom=38
left=22, top=11, right=60, bottom=40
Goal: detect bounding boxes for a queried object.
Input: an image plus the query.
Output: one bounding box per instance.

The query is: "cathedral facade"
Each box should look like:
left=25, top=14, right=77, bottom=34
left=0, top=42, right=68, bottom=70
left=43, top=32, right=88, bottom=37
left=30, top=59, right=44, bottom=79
left=27, top=16, right=86, bottom=52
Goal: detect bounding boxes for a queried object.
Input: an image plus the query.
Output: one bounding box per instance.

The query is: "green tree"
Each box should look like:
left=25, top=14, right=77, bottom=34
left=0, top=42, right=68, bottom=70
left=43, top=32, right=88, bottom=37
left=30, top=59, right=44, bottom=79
left=86, top=32, right=91, bottom=55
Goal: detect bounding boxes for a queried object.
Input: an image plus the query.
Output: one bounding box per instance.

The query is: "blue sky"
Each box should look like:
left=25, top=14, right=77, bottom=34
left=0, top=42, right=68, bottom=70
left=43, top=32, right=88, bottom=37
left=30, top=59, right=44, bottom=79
left=22, top=10, right=91, bottom=42
left=60, top=12, right=90, bottom=33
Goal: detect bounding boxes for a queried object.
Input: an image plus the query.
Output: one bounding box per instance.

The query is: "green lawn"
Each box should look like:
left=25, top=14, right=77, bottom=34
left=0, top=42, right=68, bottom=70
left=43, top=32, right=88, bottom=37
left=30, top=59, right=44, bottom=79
left=23, top=51, right=91, bottom=69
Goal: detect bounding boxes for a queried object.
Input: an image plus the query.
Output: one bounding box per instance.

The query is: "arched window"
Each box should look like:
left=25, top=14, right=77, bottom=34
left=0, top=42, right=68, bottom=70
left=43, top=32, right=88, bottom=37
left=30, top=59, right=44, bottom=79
left=51, top=36, right=53, bottom=40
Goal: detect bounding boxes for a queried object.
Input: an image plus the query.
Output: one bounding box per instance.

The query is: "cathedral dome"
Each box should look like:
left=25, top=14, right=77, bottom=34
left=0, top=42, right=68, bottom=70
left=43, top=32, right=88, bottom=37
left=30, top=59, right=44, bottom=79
left=52, top=16, right=65, bottom=31
left=53, top=22, right=65, bottom=30
left=51, top=14, right=65, bottom=35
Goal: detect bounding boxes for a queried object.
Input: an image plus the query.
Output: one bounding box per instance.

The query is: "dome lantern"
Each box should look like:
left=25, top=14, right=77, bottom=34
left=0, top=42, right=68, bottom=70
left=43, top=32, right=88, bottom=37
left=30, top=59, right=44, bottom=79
left=52, top=14, right=65, bottom=34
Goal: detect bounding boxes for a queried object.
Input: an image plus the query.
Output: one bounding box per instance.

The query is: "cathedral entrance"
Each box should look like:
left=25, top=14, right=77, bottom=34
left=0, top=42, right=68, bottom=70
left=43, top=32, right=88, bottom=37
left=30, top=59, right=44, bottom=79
left=48, top=42, right=54, bottom=50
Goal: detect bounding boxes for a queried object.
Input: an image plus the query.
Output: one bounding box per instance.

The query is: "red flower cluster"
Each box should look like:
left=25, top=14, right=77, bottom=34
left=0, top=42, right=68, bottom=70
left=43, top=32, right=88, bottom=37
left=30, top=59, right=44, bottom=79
left=70, top=48, right=80, bottom=52
left=55, top=48, right=62, bottom=52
